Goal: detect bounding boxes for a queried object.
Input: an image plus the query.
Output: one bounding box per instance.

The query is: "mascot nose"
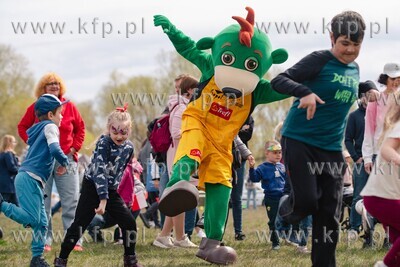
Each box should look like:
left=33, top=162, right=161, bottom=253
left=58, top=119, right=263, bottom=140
left=222, top=87, right=242, bottom=98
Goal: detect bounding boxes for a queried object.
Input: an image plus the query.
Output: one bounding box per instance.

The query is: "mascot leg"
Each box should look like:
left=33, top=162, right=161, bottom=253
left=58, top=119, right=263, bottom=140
left=158, top=156, right=199, bottom=217
left=196, top=183, right=237, bottom=265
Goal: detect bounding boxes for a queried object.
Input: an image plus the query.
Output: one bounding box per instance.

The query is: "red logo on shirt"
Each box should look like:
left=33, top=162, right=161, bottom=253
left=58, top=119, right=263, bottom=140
left=190, top=149, right=202, bottom=159
left=209, top=102, right=233, bottom=120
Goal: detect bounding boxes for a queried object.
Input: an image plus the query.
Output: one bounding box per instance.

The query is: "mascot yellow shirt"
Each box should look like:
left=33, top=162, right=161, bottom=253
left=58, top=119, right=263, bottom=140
left=174, top=77, right=252, bottom=188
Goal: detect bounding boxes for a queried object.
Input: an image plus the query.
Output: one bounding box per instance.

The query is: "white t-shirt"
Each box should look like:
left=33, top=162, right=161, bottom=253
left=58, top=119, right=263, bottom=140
left=361, top=121, right=400, bottom=199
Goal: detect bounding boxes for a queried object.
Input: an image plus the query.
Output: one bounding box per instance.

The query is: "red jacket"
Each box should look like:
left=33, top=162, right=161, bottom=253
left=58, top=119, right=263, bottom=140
left=18, top=97, right=85, bottom=162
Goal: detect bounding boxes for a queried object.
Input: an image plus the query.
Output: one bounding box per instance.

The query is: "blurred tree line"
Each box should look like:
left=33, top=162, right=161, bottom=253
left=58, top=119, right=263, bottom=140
left=0, top=44, right=292, bottom=163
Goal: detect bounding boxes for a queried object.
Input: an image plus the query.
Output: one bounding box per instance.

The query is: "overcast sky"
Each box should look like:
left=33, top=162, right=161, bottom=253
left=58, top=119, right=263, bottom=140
left=1, top=0, right=399, bottom=102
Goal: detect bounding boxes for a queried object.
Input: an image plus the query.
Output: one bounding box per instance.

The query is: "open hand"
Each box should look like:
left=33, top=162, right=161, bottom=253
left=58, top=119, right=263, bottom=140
left=298, top=93, right=325, bottom=120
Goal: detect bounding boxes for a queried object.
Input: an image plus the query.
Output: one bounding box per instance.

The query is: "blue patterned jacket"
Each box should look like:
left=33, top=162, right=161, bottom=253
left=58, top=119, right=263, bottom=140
left=85, top=135, right=134, bottom=200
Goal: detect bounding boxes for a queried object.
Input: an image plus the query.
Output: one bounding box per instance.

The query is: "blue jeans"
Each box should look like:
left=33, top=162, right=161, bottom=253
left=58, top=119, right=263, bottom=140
left=350, top=162, right=369, bottom=231
left=295, top=216, right=312, bottom=246
left=185, top=208, right=197, bottom=237
left=230, top=161, right=246, bottom=234
left=158, top=162, right=169, bottom=227
left=277, top=215, right=312, bottom=247
left=1, top=172, right=47, bottom=257
left=246, top=188, right=256, bottom=209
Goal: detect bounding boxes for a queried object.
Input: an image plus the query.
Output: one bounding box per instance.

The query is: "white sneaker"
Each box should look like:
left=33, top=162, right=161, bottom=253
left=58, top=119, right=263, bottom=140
left=374, top=260, right=388, bottom=267
left=174, top=234, right=198, bottom=248
left=297, top=246, right=311, bottom=254
left=272, top=244, right=280, bottom=250
left=196, top=229, right=206, bottom=238
left=153, top=234, right=174, bottom=249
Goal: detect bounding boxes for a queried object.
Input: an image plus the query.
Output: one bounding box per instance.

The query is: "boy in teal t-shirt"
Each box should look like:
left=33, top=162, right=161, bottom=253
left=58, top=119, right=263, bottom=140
left=271, top=11, right=377, bottom=267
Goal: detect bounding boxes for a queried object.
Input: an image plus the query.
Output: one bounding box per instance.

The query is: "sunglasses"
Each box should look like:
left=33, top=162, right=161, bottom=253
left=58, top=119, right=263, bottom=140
left=46, top=82, right=60, bottom=86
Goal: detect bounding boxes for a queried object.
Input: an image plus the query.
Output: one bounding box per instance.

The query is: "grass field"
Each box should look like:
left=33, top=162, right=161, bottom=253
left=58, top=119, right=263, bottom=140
left=0, top=206, right=388, bottom=267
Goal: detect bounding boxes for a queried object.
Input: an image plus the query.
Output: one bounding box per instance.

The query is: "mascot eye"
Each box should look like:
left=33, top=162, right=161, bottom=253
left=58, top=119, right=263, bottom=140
left=221, top=52, right=235, bottom=66
left=245, top=58, right=258, bottom=71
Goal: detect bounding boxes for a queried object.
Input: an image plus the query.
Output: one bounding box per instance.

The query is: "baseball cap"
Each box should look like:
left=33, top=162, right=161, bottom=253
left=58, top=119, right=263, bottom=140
left=358, top=80, right=377, bottom=98
left=35, top=94, right=69, bottom=117
left=383, top=63, right=400, bottom=78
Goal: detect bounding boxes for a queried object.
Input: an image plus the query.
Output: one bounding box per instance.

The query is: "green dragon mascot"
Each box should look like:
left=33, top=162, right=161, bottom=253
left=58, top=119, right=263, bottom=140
left=154, top=7, right=289, bottom=265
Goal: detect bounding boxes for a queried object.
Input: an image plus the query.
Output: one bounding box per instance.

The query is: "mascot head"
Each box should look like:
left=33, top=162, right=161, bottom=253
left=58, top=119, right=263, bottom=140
left=196, top=7, right=288, bottom=97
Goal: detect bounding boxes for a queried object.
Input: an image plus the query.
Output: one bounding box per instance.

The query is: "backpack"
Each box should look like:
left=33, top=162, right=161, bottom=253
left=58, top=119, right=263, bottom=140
left=149, top=104, right=179, bottom=153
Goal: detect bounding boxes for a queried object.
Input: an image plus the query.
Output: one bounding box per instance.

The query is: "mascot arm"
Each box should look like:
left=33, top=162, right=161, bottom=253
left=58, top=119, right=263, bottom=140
left=252, top=79, right=291, bottom=106
left=154, top=15, right=213, bottom=78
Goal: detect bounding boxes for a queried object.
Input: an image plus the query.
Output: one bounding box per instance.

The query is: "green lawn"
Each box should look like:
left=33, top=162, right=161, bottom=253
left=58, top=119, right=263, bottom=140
left=0, top=206, right=387, bottom=266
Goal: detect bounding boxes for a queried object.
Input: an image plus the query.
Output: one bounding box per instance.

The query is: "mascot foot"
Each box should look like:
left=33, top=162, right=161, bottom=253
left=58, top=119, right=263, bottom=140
left=158, top=180, right=198, bottom=216
left=196, top=237, right=237, bottom=265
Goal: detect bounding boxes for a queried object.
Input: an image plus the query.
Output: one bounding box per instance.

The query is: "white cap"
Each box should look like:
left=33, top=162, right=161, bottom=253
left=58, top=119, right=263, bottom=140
left=383, top=63, right=400, bottom=78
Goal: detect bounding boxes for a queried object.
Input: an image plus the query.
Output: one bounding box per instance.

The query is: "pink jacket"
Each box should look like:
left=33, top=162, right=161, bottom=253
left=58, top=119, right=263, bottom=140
left=166, top=94, right=190, bottom=174
left=362, top=93, right=392, bottom=164
left=118, top=160, right=144, bottom=206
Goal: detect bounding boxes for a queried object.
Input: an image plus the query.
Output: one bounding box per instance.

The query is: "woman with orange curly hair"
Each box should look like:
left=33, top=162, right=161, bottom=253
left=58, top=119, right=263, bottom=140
left=17, top=72, right=85, bottom=252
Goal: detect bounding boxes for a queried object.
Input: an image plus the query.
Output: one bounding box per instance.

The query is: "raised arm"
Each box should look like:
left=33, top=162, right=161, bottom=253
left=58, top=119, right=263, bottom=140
left=271, top=51, right=329, bottom=119
left=154, top=15, right=213, bottom=78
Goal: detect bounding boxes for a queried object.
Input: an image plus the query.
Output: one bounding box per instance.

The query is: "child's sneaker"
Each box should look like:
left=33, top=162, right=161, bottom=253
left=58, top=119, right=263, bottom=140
left=152, top=234, right=174, bottom=248
left=235, top=232, right=246, bottom=241
left=44, top=245, right=51, bottom=252
left=73, top=245, right=83, bottom=251
left=174, top=234, right=198, bottom=248
left=297, top=245, right=311, bottom=254
left=54, top=257, right=68, bottom=267
left=30, top=256, right=50, bottom=267
left=272, top=244, right=280, bottom=250
left=123, top=254, right=143, bottom=267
